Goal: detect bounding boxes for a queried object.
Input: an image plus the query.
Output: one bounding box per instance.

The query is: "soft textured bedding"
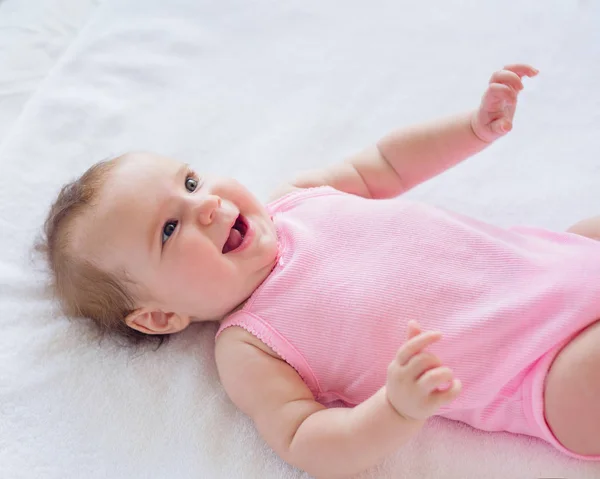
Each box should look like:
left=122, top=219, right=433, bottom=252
left=1, top=0, right=600, bottom=478
left=0, top=0, right=100, bottom=145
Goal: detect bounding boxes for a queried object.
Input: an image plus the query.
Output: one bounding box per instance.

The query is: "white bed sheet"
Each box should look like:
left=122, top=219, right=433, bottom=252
left=1, top=0, right=600, bottom=478
left=0, top=0, right=100, bottom=145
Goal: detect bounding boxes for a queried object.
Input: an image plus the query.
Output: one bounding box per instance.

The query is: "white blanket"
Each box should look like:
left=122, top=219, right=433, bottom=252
left=1, top=0, right=600, bottom=477
left=0, top=0, right=100, bottom=144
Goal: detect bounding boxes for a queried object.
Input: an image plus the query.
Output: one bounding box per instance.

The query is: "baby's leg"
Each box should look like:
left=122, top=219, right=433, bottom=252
left=544, top=320, right=600, bottom=455
left=543, top=216, right=600, bottom=454
left=567, top=215, right=600, bottom=240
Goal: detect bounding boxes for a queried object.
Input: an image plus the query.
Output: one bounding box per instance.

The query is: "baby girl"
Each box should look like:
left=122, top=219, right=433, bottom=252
left=40, top=64, right=600, bottom=478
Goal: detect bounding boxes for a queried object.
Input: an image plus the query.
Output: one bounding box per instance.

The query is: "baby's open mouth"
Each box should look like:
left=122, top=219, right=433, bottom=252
left=222, top=215, right=248, bottom=254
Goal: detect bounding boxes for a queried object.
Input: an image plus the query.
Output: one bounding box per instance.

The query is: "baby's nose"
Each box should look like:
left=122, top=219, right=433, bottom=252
left=196, top=195, right=222, bottom=225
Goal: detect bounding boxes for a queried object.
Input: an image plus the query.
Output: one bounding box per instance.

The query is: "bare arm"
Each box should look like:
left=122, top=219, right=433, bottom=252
left=376, top=110, right=487, bottom=194
left=215, top=327, right=424, bottom=478
left=288, top=65, right=538, bottom=200
left=289, top=111, right=484, bottom=199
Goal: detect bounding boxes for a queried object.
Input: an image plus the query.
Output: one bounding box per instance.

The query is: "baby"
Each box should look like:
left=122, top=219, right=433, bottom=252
left=40, top=64, right=600, bottom=478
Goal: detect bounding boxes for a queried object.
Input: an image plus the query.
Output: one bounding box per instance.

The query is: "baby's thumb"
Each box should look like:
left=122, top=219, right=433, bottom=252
left=491, top=118, right=512, bottom=135
left=406, top=320, right=421, bottom=339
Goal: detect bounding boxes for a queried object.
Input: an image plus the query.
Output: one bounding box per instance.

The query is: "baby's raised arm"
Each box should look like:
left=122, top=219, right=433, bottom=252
left=284, top=64, right=537, bottom=200
left=215, top=322, right=459, bottom=478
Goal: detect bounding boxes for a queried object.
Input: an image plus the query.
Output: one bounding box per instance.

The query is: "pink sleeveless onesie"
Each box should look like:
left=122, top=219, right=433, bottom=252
left=217, top=186, right=600, bottom=459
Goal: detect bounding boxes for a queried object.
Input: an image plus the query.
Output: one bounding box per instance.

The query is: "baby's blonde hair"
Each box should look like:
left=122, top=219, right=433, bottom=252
left=37, top=157, right=168, bottom=348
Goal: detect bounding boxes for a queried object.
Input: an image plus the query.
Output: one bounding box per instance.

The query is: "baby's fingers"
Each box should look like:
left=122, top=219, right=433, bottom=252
left=430, top=378, right=462, bottom=409
left=405, top=352, right=442, bottom=379
left=484, top=83, right=517, bottom=106
left=406, top=320, right=422, bottom=340
left=489, top=117, right=512, bottom=135
left=502, top=64, right=539, bottom=79
left=396, top=330, right=442, bottom=365
left=419, top=366, right=456, bottom=394
left=489, top=70, right=523, bottom=93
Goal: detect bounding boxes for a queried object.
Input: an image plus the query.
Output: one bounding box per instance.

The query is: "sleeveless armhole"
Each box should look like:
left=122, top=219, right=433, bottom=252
left=266, top=185, right=342, bottom=216
left=216, top=311, right=322, bottom=398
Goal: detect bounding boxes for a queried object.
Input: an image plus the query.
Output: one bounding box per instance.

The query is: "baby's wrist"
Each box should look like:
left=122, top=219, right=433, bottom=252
left=470, top=110, right=496, bottom=144
left=384, top=390, right=425, bottom=424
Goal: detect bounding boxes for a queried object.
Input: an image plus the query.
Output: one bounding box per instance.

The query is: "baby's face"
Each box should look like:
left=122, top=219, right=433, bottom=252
left=80, top=152, right=278, bottom=323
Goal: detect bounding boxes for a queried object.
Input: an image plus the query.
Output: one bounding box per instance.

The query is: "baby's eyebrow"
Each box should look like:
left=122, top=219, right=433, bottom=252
left=176, top=163, right=190, bottom=178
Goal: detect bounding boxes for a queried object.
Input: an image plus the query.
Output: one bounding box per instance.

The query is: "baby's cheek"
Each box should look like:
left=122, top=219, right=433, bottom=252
left=177, top=250, right=223, bottom=284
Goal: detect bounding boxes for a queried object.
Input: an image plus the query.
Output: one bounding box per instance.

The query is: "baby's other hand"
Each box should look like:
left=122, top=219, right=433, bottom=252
left=386, top=320, right=461, bottom=421
left=471, top=64, right=538, bottom=143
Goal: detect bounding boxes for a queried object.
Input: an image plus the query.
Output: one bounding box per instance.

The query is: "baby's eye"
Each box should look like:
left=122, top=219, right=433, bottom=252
left=185, top=176, right=198, bottom=192
left=162, top=220, right=178, bottom=244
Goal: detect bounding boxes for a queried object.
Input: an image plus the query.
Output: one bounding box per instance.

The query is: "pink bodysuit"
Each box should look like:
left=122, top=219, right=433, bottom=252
left=217, top=186, right=600, bottom=459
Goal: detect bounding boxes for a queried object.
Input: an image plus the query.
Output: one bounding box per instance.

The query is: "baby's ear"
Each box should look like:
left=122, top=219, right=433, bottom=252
left=125, top=308, right=190, bottom=335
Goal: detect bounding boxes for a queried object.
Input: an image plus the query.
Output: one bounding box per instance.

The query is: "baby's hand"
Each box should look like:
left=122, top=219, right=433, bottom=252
left=471, top=64, right=539, bottom=143
left=386, top=320, right=462, bottom=421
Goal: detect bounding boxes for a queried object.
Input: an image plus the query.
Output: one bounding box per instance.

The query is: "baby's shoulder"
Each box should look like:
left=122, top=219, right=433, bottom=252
left=214, top=325, right=308, bottom=421
left=266, top=182, right=301, bottom=203
left=215, top=325, right=282, bottom=367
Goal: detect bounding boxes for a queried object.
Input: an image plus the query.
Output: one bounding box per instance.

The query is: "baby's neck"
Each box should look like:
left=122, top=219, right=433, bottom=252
left=217, top=256, right=278, bottom=322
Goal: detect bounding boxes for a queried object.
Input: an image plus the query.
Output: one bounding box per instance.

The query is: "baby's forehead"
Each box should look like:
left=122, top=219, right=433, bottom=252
left=74, top=154, right=171, bottom=264
left=102, top=153, right=173, bottom=206
left=115, top=151, right=180, bottom=178
left=103, top=152, right=179, bottom=196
